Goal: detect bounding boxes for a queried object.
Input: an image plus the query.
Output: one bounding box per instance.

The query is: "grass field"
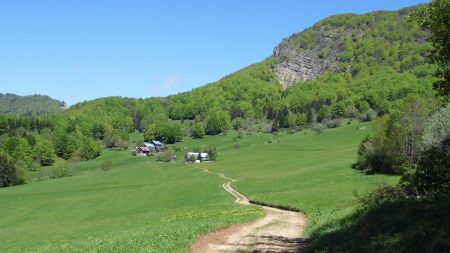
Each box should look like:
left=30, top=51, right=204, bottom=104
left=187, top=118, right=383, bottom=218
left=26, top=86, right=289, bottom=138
left=181, top=121, right=399, bottom=235
left=0, top=121, right=398, bottom=252
left=0, top=151, right=262, bottom=253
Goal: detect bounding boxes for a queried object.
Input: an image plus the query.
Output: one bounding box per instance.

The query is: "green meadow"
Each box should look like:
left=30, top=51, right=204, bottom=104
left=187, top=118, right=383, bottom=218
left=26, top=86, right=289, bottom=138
left=0, top=121, right=397, bottom=252
left=0, top=151, right=262, bottom=253
left=185, top=121, right=399, bottom=234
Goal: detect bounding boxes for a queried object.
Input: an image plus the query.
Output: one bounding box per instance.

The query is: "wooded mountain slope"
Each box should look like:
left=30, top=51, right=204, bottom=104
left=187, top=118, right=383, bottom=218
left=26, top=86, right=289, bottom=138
left=0, top=93, right=65, bottom=116
left=63, top=5, right=436, bottom=132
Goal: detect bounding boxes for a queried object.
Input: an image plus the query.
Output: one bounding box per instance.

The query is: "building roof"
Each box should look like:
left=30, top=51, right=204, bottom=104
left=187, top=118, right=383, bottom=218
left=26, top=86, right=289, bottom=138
left=152, top=140, right=163, bottom=146
left=143, top=142, right=155, bottom=148
left=200, top=153, right=209, bottom=158
left=186, top=152, right=199, bottom=157
left=137, top=146, right=151, bottom=152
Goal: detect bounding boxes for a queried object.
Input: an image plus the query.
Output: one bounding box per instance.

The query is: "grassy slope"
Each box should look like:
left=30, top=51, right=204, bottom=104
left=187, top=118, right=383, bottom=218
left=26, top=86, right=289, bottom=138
left=0, top=151, right=262, bottom=253
left=0, top=121, right=398, bottom=252
left=182, top=121, right=398, bottom=234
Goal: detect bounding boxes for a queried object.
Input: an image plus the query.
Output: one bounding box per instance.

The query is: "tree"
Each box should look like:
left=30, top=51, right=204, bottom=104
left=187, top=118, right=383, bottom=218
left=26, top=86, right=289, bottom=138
left=14, top=138, right=33, bottom=164
left=317, top=106, right=330, bottom=122
left=192, top=123, right=205, bottom=138
left=331, top=102, right=346, bottom=119
left=355, top=97, right=435, bottom=174
left=402, top=136, right=450, bottom=197
left=0, top=153, right=16, bottom=187
left=422, top=103, right=450, bottom=149
left=205, top=111, right=231, bottom=135
left=91, top=122, right=106, bottom=140
left=78, top=138, right=102, bottom=161
left=34, top=139, right=56, bottom=166
left=144, top=124, right=157, bottom=141
left=413, top=0, right=450, bottom=99
left=54, top=133, right=79, bottom=159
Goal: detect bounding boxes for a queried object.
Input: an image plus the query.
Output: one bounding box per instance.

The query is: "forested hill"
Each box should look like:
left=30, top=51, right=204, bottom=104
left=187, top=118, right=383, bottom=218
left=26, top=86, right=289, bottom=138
left=0, top=93, right=66, bottom=116
left=63, top=5, right=435, bottom=132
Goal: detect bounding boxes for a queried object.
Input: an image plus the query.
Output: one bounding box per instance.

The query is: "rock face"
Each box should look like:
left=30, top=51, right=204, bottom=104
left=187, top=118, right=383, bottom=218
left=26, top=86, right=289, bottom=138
left=273, top=31, right=345, bottom=89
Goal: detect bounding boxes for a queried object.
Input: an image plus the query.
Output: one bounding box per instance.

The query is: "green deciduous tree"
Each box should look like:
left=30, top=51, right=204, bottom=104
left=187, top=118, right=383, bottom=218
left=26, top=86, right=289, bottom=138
left=191, top=122, right=205, bottom=139
left=34, top=139, right=56, bottom=166
left=206, top=111, right=231, bottom=135
left=78, top=138, right=102, bottom=161
left=0, top=153, right=16, bottom=187
left=413, top=0, right=450, bottom=99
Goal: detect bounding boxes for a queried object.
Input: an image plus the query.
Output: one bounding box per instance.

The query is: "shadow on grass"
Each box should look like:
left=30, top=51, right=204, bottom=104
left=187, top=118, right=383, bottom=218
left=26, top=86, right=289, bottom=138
left=309, top=197, right=450, bottom=253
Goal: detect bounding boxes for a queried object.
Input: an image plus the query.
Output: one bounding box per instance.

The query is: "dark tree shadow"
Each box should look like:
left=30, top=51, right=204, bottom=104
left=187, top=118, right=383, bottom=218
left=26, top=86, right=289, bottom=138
left=308, top=197, right=450, bottom=253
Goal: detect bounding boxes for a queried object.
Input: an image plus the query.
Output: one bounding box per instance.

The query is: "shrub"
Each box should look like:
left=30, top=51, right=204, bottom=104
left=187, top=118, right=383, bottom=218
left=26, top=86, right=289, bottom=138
left=312, top=123, right=325, bottom=134
left=156, top=150, right=175, bottom=162
left=204, top=146, right=217, bottom=161
left=13, top=160, right=31, bottom=184
left=324, top=118, right=342, bottom=128
left=49, top=160, right=70, bottom=179
left=189, top=154, right=197, bottom=163
left=359, top=108, right=378, bottom=121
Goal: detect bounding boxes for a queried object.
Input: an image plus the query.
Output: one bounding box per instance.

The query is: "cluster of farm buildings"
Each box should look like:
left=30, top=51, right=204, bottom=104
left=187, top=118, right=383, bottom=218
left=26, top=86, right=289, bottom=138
left=133, top=140, right=166, bottom=156
left=133, top=140, right=210, bottom=163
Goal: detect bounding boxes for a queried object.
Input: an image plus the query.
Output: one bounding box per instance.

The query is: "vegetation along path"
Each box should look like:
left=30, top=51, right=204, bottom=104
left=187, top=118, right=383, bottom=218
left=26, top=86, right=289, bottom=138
left=191, top=167, right=307, bottom=253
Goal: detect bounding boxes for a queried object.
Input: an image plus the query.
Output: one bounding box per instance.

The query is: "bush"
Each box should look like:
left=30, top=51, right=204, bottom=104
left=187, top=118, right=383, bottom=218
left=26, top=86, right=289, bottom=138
left=312, top=123, right=325, bottom=134
left=359, top=108, right=378, bottom=121
left=189, top=154, right=197, bottom=163
left=324, top=118, right=342, bottom=128
left=204, top=146, right=217, bottom=161
left=52, top=160, right=70, bottom=178
left=13, top=160, right=31, bottom=184
left=156, top=150, right=175, bottom=162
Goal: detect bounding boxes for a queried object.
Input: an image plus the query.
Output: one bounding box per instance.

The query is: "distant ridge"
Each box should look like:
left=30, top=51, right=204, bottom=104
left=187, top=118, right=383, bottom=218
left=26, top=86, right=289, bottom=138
left=0, top=93, right=66, bottom=116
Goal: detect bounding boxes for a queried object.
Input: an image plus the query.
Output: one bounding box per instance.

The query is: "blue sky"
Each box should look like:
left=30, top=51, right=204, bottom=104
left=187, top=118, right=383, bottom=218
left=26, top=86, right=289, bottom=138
left=0, top=0, right=429, bottom=105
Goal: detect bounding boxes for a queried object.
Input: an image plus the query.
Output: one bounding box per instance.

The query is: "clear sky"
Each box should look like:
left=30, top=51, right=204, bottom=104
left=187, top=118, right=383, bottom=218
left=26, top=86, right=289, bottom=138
left=0, top=0, right=430, bottom=105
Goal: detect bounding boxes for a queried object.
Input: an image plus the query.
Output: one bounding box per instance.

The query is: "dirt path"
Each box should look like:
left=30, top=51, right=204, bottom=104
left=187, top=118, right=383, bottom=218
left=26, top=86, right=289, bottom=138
left=191, top=168, right=307, bottom=253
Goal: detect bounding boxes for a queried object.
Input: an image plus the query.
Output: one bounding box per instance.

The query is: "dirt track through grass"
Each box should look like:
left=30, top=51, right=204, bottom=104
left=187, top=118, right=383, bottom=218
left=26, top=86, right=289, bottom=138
left=191, top=167, right=307, bottom=253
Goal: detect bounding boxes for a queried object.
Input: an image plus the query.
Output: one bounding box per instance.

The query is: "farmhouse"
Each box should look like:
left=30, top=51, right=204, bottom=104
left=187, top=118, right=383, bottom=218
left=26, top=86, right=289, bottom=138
left=135, top=146, right=151, bottom=156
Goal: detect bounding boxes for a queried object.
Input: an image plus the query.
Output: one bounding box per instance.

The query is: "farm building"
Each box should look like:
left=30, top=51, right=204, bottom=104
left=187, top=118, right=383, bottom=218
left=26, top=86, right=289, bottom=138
left=185, top=152, right=209, bottom=163
left=151, top=140, right=166, bottom=152
left=133, top=140, right=166, bottom=156
left=134, top=146, right=151, bottom=156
